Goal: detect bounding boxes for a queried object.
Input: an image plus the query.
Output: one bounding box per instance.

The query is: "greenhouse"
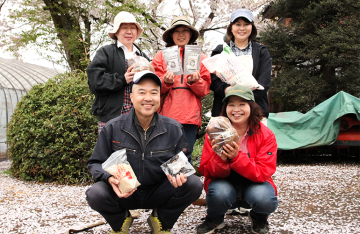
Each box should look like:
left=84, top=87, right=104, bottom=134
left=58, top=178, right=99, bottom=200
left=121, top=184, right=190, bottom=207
left=0, top=57, right=62, bottom=161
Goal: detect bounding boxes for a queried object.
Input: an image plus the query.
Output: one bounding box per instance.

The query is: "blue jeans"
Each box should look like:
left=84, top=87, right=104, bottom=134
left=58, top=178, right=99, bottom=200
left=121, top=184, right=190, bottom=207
left=206, top=179, right=278, bottom=224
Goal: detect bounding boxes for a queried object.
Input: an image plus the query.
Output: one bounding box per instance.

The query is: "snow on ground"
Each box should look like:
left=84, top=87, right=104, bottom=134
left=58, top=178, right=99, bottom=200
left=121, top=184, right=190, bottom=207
left=1, top=160, right=359, bottom=234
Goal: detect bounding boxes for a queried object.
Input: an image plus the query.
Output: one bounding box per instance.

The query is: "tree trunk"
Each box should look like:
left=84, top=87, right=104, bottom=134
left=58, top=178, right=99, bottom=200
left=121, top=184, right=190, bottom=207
left=42, top=0, right=89, bottom=71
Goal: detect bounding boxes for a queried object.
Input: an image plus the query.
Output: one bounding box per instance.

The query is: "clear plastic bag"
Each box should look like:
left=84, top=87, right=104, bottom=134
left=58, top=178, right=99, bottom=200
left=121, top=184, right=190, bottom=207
left=161, top=151, right=195, bottom=177
left=201, top=44, right=264, bottom=90
left=163, top=46, right=183, bottom=76
left=205, top=116, right=240, bottom=156
left=127, top=56, right=155, bottom=73
left=102, top=149, right=141, bottom=193
left=184, top=45, right=201, bottom=75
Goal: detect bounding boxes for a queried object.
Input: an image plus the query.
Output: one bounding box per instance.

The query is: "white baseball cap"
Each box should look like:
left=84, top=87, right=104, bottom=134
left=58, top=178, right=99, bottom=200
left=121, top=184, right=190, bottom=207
left=133, top=71, right=162, bottom=88
left=230, top=9, right=254, bottom=23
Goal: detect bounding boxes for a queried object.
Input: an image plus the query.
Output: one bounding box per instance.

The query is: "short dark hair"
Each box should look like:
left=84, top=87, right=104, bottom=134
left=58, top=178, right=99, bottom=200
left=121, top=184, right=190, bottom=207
left=226, top=17, right=257, bottom=42
left=165, top=25, right=197, bottom=47
left=220, top=99, right=263, bottom=133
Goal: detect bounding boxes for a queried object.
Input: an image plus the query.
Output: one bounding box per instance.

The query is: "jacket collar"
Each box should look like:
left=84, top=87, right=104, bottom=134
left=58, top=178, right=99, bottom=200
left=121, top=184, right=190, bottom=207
left=121, top=108, right=168, bottom=139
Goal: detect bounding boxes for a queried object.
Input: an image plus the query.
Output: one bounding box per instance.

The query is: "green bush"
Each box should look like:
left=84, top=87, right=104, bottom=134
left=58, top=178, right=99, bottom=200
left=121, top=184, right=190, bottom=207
left=6, top=71, right=98, bottom=184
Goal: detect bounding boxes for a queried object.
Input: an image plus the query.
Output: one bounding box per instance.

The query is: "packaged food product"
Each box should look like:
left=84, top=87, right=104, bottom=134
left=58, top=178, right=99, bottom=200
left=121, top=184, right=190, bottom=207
left=102, top=149, right=141, bottom=193
left=206, top=116, right=240, bottom=156
left=184, top=45, right=201, bottom=74
left=201, top=44, right=264, bottom=90
left=161, top=151, right=195, bottom=177
left=127, top=56, right=155, bottom=73
left=163, top=46, right=183, bottom=76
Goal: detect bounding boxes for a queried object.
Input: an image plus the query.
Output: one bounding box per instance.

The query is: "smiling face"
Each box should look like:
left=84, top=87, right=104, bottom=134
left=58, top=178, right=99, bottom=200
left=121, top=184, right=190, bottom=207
left=115, top=23, right=138, bottom=49
left=171, top=26, right=192, bottom=47
left=226, top=96, right=251, bottom=127
left=231, top=18, right=252, bottom=45
left=130, top=78, right=160, bottom=120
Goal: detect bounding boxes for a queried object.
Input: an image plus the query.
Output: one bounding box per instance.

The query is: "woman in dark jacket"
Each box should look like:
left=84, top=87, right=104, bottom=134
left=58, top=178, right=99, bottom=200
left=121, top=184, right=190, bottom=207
left=210, top=9, right=272, bottom=124
left=87, top=11, right=150, bottom=133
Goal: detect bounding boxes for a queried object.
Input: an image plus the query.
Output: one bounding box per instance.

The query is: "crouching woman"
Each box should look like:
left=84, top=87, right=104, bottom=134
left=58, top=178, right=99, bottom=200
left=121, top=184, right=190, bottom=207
left=197, top=85, right=278, bottom=234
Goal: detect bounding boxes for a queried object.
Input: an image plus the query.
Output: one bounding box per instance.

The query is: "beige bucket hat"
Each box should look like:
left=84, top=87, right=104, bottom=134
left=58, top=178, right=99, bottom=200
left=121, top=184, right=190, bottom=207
left=162, top=16, right=199, bottom=45
left=108, top=11, right=144, bottom=40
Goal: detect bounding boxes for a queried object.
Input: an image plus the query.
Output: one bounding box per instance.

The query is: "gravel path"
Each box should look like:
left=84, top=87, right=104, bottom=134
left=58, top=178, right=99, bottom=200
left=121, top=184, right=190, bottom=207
left=1, top=160, right=359, bottom=234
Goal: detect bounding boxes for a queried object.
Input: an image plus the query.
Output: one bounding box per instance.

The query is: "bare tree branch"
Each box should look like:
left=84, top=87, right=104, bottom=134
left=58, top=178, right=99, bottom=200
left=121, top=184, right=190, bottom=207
left=0, top=0, right=6, bottom=12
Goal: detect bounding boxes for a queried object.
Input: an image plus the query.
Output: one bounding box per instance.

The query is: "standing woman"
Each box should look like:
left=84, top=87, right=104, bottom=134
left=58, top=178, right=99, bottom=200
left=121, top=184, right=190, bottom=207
left=87, top=11, right=150, bottom=133
left=197, top=85, right=278, bottom=234
left=210, top=9, right=272, bottom=125
left=152, top=16, right=211, bottom=157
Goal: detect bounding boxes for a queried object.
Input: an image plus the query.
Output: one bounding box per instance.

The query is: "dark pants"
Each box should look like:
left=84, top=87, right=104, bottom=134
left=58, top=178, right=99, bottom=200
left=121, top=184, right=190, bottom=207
left=182, top=124, right=198, bottom=157
left=85, top=175, right=203, bottom=231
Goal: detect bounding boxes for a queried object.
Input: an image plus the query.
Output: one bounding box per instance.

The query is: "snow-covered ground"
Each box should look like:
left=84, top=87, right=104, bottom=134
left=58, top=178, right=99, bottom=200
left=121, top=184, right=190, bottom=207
left=1, top=160, right=359, bottom=234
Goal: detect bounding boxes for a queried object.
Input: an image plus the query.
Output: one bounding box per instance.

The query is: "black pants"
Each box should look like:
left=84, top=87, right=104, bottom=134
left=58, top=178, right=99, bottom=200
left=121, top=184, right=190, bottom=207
left=85, top=175, right=203, bottom=231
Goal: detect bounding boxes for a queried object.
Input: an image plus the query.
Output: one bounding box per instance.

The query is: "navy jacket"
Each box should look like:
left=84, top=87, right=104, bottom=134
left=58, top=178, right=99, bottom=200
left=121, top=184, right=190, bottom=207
left=87, top=109, right=190, bottom=190
left=87, top=43, right=150, bottom=122
left=210, top=41, right=272, bottom=117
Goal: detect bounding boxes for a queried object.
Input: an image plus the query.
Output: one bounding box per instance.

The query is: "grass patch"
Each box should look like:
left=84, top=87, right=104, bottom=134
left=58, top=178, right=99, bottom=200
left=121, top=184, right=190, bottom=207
left=192, top=135, right=205, bottom=167
left=1, top=169, right=12, bottom=176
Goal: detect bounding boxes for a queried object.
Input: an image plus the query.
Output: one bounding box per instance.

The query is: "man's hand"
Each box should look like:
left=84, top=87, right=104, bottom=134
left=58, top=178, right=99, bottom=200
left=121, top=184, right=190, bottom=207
left=125, top=65, right=136, bottom=84
left=108, top=176, right=137, bottom=198
left=167, top=173, right=187, bottom=188
left=163, top=71, right=175, bottom=84
left=188, top=71, right=200, bottom=83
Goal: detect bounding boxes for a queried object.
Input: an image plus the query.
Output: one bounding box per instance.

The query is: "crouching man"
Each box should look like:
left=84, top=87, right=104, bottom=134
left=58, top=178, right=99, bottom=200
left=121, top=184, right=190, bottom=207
left=85, top=71, right=203, bottom=234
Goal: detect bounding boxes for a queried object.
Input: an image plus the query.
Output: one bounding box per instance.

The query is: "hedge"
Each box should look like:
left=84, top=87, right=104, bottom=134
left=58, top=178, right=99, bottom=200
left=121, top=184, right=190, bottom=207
left=6, top=71, right=98, bottom=184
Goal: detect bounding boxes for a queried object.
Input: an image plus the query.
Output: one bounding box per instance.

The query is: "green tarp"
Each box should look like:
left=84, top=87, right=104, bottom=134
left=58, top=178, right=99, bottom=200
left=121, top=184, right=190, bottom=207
left=267, top=91, right=360, bottom=150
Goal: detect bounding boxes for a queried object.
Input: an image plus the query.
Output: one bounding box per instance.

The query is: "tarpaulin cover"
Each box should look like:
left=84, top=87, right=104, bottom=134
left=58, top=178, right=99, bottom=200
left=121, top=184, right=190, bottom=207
left=267, top=91, right=360, bottom=150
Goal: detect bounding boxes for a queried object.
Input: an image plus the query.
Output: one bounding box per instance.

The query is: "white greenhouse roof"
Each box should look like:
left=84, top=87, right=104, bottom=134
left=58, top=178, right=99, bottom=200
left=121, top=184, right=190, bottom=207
left=0, top=57, right=62, bottom=91
left=0, top=57, right=64, bottom=161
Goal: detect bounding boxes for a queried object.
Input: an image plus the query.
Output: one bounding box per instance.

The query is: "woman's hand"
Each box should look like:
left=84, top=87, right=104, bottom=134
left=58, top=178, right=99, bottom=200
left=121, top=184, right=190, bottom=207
left=167, top=173, right=187, bottom=188
left=163, top=71, right=175, bottom=84
left=224, top=86, right=232, bottom=95
left=222, top=141, right=239, bottom=160
left=208, top=135, right=228, bottom=161
left=188, top=71, right=200, bottom=83
left=125, top=65, right=136, bottom=84
left=108, top=176, right=137, bottom=198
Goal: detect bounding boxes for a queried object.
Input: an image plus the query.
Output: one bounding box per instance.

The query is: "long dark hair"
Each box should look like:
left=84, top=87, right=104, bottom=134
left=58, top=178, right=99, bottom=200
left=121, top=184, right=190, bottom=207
left=226, top=17, right=257, bottom=42
left=220, top=98, right=263, bottom=133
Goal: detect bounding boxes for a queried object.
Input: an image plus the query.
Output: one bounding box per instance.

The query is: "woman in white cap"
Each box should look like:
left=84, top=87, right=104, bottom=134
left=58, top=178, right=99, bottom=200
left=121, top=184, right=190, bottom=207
left=197, top=85, right=278, bottom=234
left=152, top=16, right=211, bottom=159
left=87, top=11, right=150, bottom=133
left=210, top=9, right=272, bottom=126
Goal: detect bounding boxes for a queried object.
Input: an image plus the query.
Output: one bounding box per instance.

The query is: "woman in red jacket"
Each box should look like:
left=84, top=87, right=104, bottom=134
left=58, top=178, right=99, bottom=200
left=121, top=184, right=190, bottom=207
left=197, top=85, right=278, bottom=234
left=152, top=16, right=211, bottom=158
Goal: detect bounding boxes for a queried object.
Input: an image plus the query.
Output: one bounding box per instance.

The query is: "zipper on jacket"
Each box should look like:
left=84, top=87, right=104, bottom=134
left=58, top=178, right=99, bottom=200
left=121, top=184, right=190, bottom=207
left=181, top=48, right=185, bottom=84
left=144, top=132, right=166, bottom=155
left=150, top=148, right=172, bottom=157
left=113, top=145, right=137, bottom=154
left=123, top=129, right=143, bottom=154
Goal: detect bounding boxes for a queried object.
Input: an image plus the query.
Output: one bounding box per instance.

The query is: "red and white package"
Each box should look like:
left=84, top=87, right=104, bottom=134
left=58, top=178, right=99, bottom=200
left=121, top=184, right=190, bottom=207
left=102, top=149, right=140, bottom=193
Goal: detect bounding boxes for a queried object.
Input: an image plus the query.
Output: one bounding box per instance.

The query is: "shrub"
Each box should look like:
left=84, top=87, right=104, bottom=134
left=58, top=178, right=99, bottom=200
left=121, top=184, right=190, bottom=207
left=6, top=71, right=98, bottom=184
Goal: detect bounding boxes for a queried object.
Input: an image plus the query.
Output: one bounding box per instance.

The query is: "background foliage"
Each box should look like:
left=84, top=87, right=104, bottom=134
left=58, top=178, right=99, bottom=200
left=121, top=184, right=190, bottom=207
left=6, top=71, right=98, bottom=184
left=261, top=0, right=360, bottom=113
left=0, top=0, right=270, bottom=70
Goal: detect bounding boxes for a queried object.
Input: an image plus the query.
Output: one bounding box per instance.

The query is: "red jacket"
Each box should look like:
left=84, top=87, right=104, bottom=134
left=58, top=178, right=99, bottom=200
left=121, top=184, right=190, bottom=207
left=152, top=47, right=211, bottom=127
left=199, top=122, right=277, bottom=195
